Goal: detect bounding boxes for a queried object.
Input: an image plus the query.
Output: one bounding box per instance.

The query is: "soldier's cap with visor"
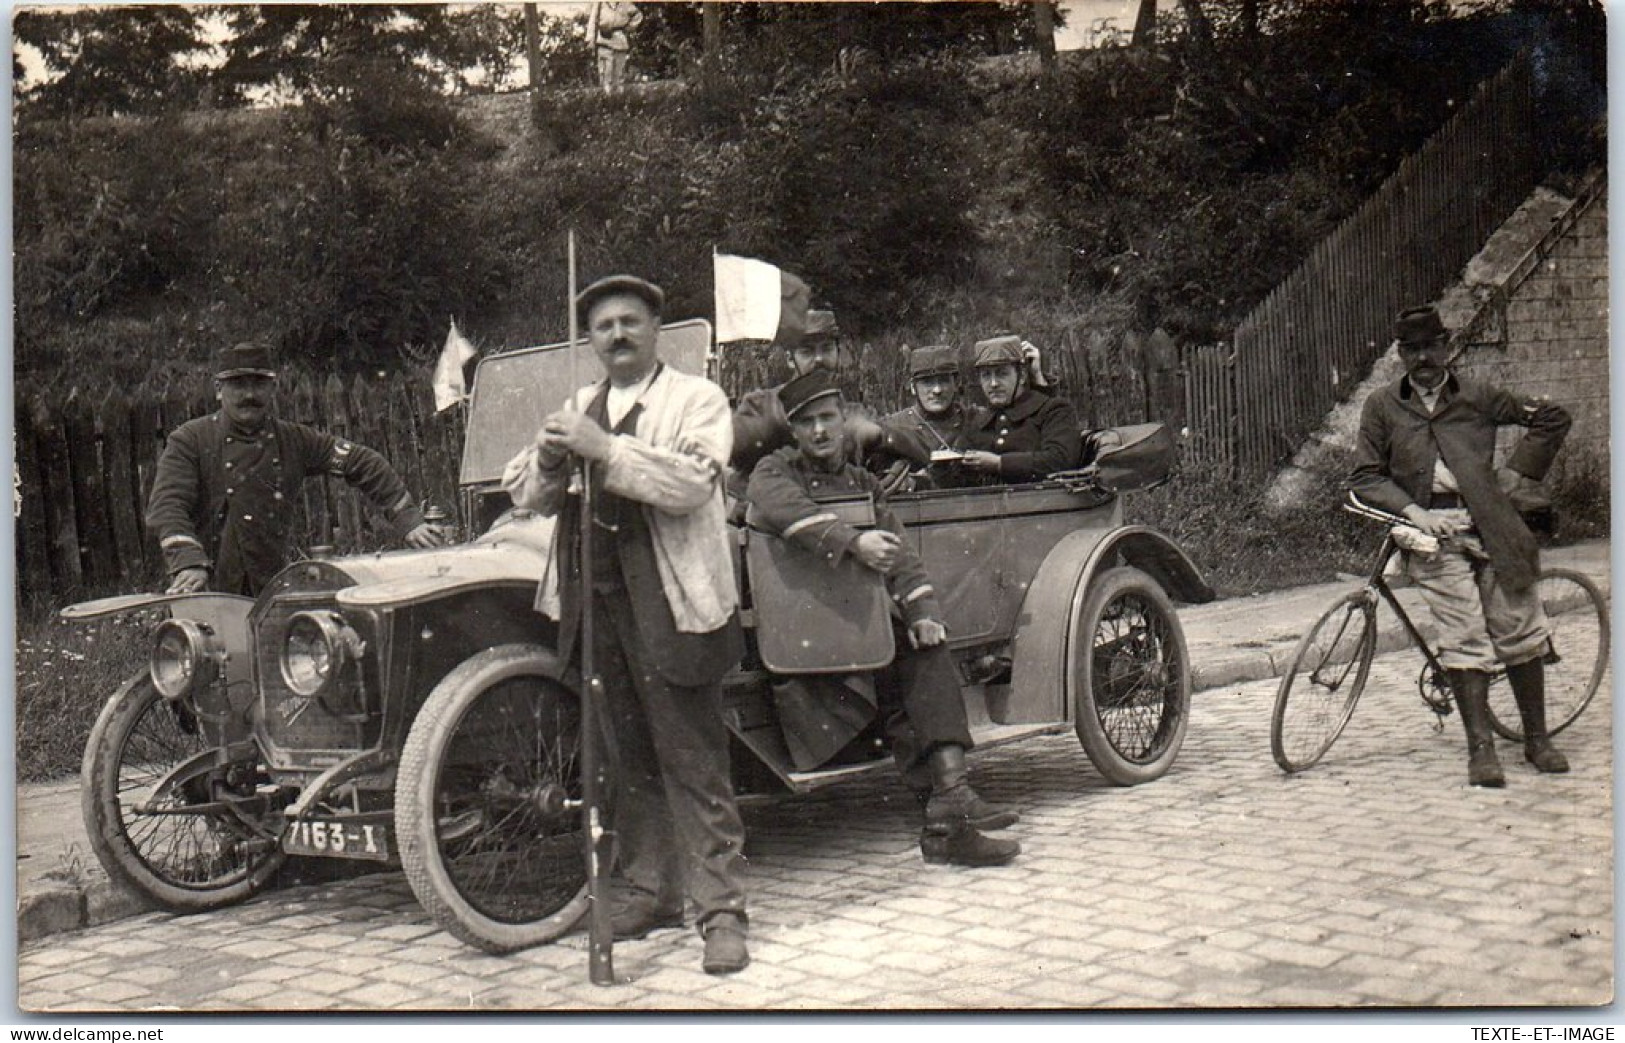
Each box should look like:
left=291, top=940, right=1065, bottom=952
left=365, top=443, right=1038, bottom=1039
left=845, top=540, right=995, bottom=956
left=1394, top=305, right=1448, bottom=348
left=778, top=368, right=844, bottom=420
left=214, top=342, right=279, bottom=380
left=971, top=335, right=1024, bottom=370
left=801, top=309, right=841, bottom=344
left=908, top=344, right=959, bottom=380
left=575, top=274, right=665, bottom=328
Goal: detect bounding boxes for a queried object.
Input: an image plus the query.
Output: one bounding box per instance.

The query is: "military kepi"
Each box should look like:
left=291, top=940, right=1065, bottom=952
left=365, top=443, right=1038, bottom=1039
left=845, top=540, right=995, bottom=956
left=1395, top=305, right=1447, bottom=346
left=214, top=342, right=278, bottom=380
left=778, top=368, right=843, bottom=419
left=971, top=335, right=1023, bottom=369
left=909, top=344, right=958, bottom=379
left=575, top=274, right=665, bottom=327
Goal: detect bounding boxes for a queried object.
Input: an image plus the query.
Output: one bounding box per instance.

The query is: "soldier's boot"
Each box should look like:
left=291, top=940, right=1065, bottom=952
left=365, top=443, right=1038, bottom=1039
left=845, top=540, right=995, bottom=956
left=918, top=744, right=1020, bottom=831
left=1449, top=668, right=1505, bottom=788
left=921, top=745, right=1020, bottom=867
left=1508, top=658, right=1569, bottom=774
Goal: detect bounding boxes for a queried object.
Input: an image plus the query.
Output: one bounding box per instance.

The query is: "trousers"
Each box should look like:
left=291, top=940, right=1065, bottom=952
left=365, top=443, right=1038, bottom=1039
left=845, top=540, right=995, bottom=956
left=595, top=588, right=748, bottom=927
left=876, top=620, right=976, bottom=782
left=1405, top=533, right=1548, bottom=672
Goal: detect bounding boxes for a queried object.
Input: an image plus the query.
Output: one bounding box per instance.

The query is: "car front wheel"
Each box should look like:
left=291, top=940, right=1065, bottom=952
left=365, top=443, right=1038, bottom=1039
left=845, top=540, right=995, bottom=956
left=395, top=643, right=590, bottom=954
left=81, top=673, right=286, bottom=912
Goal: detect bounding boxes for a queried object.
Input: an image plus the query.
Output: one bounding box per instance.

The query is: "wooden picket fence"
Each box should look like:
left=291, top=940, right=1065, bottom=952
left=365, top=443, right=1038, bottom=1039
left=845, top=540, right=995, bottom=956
left=15, top=372, right=469, bottom=603
left=1184, top=53, right=1538, bottom=480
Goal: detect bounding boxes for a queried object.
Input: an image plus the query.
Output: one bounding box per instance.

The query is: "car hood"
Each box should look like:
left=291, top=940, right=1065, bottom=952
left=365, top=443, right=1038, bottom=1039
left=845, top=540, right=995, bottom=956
left=330, top=511, right=557, bottom=610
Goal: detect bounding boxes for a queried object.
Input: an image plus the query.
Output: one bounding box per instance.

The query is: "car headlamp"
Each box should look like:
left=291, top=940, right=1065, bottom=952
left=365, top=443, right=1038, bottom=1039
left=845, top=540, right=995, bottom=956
left=150, top=619, right=224, bottom=701
left=281, top=610, right=364, bottom=700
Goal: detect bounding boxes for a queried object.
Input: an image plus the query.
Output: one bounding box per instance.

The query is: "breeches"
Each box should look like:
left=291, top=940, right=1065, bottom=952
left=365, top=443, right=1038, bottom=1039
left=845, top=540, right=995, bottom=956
left=594, top=593, right=748, bottom=925
left=1405, top=534, right=1548, bottom=673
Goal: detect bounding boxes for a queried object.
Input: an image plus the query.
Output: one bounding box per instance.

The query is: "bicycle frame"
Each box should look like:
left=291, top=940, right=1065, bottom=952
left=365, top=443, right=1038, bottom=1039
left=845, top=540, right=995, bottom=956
left=1344, top=495, right=1458, bottom=718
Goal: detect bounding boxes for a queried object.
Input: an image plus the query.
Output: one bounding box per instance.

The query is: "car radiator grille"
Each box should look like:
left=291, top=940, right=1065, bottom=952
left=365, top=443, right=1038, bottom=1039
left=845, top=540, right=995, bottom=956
left=253, top=589, right=385, bottom=770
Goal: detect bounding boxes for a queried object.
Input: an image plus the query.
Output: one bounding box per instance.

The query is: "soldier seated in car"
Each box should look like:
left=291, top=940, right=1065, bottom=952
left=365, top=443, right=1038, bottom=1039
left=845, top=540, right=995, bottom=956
left=745, top=368, right=1021, bottom=868
left=958, top=335, right=1082, bottom=485
left=879, top=344, right=973, bottom=492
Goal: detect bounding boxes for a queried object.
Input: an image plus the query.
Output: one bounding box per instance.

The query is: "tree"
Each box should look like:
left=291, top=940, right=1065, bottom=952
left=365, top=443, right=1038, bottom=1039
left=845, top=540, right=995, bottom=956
left=1133, top=0, right=1160, bottom=45
left=15, top=7, right=212, bottom=117
left=214, top=5, right=478, bottom=102
left=1034, top=2, right=1058, bottom=70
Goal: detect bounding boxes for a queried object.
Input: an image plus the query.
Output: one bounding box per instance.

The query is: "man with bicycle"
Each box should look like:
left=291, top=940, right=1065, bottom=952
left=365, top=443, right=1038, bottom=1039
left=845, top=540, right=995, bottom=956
left=1349, top=305, right=1572, bottom=788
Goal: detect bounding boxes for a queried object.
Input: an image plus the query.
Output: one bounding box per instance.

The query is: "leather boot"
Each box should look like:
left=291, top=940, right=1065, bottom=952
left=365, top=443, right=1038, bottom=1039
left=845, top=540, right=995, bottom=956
left=1507, top=658, right=1569, bottom=774
left=1449, top=669, right=1505, bottom=788
left=922, top=745, right=1020, bottom=832
left=922, top=745, right=1020, bottom=867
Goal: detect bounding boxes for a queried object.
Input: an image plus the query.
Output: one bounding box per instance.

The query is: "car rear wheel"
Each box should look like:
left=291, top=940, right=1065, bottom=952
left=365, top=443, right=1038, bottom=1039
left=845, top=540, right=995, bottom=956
left=395, top=643, right=589, bottom=954
left=1069, top=566, right=1190, bottom=785
left=81, top=673, right=285, bottom=912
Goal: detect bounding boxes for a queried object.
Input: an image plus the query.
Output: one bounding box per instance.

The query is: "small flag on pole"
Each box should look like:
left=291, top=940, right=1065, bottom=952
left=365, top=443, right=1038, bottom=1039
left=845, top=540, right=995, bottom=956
left=432, top=319, right=479, bottom=413
left=714, top=252, right=811, bottom=346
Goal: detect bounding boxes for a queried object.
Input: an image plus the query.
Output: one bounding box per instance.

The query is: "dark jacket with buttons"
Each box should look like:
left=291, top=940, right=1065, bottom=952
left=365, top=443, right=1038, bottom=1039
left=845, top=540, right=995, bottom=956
left=1349, top=373, right=1570, bottom=591
left=963, top=388, right=1083, bottom=481
left=732, top=383, right=932, bottom=479
left=745, top=446, right=941, bottom=627
left=146, top=412, right=423, bottom=595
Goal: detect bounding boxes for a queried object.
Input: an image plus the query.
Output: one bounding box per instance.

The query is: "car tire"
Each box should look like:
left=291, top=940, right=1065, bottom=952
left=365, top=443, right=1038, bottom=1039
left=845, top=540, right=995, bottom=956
left=81, top=672, right=285, bottom=912
left=1069, top=566, right=1190, bottom=785
left=396, top=643, right=590, bottom=954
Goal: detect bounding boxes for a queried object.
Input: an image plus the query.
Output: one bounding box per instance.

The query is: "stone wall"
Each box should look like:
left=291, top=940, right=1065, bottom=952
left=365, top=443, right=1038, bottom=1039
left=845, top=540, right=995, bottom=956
left=1455, top=188, right=1609, bottom=493
left=1265, top=181, right=1609, bottom=514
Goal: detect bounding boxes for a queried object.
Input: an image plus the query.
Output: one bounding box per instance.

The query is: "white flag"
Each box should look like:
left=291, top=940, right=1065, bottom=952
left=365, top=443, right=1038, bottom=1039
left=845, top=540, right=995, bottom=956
left=432, top=320, right=479, bottom=413
left=714, top=253, right=785, bottom=343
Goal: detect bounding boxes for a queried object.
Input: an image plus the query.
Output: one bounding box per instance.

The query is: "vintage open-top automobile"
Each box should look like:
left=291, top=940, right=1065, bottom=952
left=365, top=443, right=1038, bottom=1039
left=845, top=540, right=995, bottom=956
left=67, top=320, right=1213, bottom=954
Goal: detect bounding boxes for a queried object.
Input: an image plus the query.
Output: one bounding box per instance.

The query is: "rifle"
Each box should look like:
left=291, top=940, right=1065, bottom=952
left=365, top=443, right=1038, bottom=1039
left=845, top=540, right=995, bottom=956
left=568, top=230, right=616, bottom=986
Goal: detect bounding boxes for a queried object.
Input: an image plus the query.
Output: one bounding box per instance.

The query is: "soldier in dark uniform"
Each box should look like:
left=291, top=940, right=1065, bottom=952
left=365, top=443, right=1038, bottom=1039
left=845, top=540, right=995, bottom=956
left=146, top=343, right=444, bottom=596
left=879, top=344, right=973, bottom=492
left=746, top=368, right=1021, bottom=868
left=960, top=335, right=1083, bottom=484
left=731, top=309, right=931, bottom=486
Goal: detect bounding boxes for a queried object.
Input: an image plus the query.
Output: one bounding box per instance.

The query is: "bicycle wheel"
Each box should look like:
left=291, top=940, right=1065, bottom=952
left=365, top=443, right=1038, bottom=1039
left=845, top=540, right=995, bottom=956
left=1271, top=591, right=1378, bottom=773
left=1487, top=568, right=1609, bottom=741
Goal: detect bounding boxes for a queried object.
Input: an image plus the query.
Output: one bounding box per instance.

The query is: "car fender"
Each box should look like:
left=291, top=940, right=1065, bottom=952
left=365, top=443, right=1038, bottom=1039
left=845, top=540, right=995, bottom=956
left=1002, top=525, right=1210, bottom=725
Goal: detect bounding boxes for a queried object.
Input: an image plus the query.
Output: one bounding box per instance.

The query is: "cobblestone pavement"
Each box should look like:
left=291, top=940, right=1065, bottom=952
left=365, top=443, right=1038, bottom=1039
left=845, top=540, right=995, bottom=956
left=19, top=648, right=1612, bottom=1012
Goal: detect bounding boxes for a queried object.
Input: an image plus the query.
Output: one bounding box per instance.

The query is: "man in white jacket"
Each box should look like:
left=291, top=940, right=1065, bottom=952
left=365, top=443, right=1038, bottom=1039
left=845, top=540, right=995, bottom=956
left=503, top=274, right=750, bottom=975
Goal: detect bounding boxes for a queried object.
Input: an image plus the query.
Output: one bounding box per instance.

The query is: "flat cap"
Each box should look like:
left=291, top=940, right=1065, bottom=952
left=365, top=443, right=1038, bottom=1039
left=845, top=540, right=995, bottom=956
left=778, top=368, right=844, bottom=419
left=971, top=334, right=1024, bottom=369
left=908, top=344, right=959, bottom=379
left=1394, top=305, right=1447, bottom=347
left=214, top=342, right=278, bottom=380
left=575, top=274, right=665, bottom=328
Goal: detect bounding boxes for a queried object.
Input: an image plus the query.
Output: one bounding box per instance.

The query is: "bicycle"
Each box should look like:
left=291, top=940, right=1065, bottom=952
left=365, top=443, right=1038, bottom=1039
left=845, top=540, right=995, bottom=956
left=1270, top=498, right=1609, bottom=774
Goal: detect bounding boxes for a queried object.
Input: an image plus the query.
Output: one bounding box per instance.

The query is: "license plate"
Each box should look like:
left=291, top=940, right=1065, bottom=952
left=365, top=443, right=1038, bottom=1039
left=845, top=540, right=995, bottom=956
left=283, top=817, right=391, bottom=862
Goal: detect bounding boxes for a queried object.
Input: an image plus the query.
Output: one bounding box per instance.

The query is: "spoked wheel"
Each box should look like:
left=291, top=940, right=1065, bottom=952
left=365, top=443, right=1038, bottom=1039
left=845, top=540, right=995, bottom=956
left=1487, top=569, right=1609, bottom=741
left=1271, top=591, right=1377, bottom=773
left=80, top=674, right=286, bottom=911
left=1070, top=566, right=1190, bottom=785
left=395, top=644, right=589, bottom=954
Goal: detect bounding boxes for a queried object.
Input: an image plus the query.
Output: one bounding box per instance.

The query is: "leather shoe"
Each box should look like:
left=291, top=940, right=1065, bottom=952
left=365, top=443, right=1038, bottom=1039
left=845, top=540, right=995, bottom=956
left=701, top=913, right=750, bottom=975
left=921, top=824, right=1020, bottom=867
left=925, top=783, right=1020, bottom=832
left=609, top=894, right=684, bottom=941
